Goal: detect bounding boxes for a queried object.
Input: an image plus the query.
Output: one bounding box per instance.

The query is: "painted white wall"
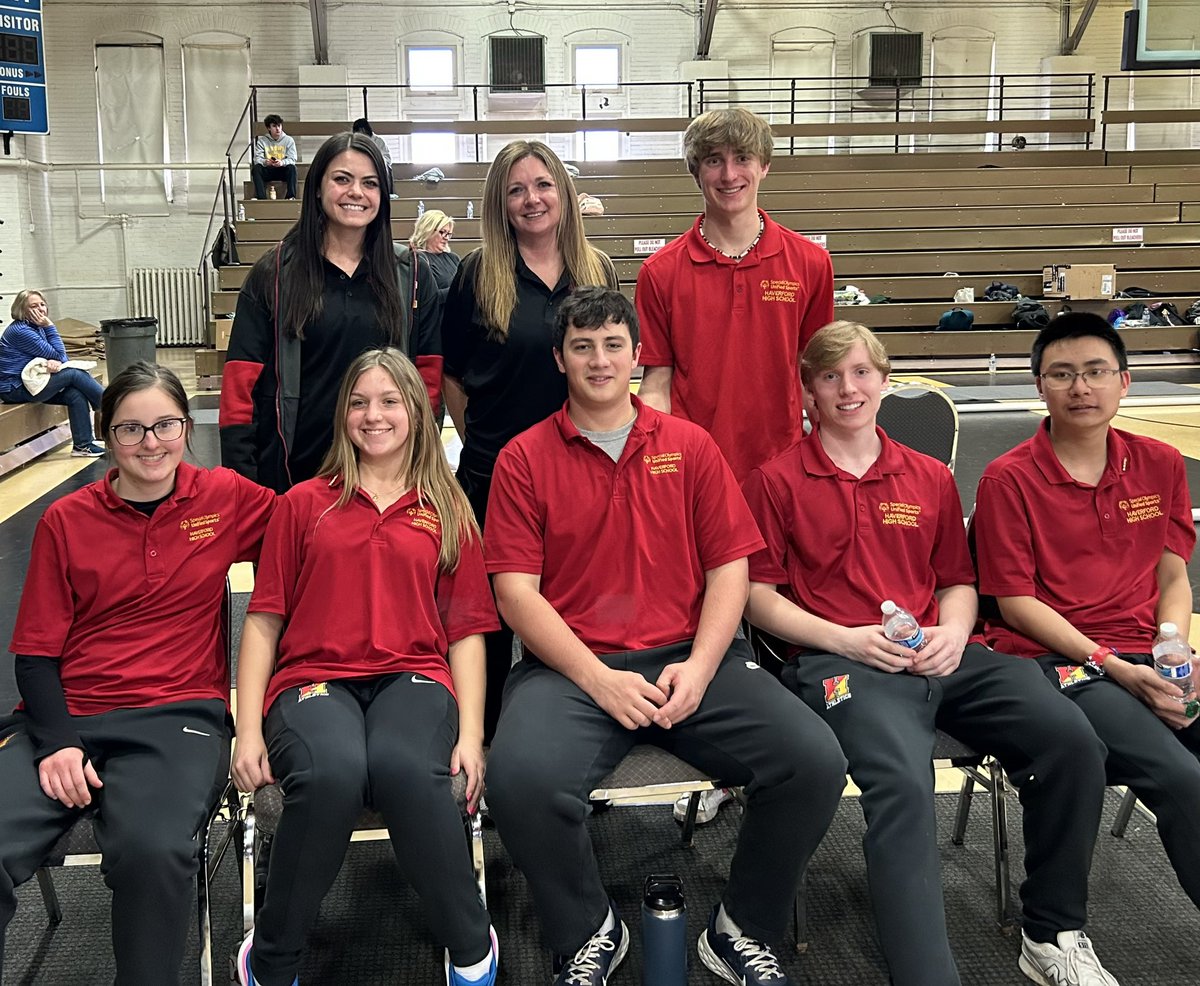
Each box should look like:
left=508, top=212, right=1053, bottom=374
left=0, top=0, right=1191, bottom=325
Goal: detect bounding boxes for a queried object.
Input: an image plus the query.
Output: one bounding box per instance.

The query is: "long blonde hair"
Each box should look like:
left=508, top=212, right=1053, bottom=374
left=317, top=348, right=478, bottom=570
left=476, top=140, right=611, bottom=340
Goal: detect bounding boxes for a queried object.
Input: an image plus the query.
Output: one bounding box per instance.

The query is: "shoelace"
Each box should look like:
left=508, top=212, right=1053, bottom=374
left=730, top=935, right=787, bottom=980
left=563, top=933, right=617, bottom=985
left=1062, top=933, right=1113, bottom=984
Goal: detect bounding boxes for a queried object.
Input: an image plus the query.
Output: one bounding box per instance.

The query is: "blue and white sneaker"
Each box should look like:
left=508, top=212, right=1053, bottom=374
left=236, top=931, right=299, bottom=986
left=552, top=904, right=629, bottom=985
left=446, top=924, right=499, bottom=985
left=697, top=905, right=792, bottom=984
left=71, top=442, right=105, bottom=457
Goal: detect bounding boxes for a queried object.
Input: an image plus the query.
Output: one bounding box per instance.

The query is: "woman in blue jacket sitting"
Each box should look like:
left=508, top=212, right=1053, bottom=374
left=0, top=289, right=104, bottom=456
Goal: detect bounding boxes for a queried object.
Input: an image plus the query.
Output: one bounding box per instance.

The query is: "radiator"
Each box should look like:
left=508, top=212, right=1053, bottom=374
left=128, top=267, right=217, bottom=346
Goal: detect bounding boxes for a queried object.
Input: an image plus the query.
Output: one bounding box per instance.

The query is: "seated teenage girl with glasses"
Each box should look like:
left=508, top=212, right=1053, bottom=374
left=1, top=361, right=275, bottom=982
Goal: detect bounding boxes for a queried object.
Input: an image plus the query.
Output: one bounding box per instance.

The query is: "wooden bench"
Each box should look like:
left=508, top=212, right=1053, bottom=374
left=880, top=325, right=1197, bottom=359
left=0, top=368, right=105, bottom=476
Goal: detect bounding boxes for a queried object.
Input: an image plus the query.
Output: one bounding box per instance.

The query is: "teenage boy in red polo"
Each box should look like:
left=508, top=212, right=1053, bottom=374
left=483, top=286, right=846, bottom=986
left=636, top=106, right=834, bottom=486
left=974, top=311, right=1200, bottom=915
left=743, top=321, right=1118, bottom=986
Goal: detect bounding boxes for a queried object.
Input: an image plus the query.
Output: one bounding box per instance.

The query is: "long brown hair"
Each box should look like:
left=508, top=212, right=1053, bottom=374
left=317, top=348, right=478, bottom=570
left=476, top=140, right=611, bottom=339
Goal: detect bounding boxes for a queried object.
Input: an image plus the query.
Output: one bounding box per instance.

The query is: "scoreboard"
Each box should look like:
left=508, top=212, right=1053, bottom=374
left=0, top=0, right=46, bottom=134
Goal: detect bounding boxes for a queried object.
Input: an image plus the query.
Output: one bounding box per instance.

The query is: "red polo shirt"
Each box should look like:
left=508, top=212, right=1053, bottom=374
left=250, top=479, right=499, bottom=713
left=743, top=429, right=975, bottom=630
left=11, top=463, right=276, bottom=715
left=975, top=421, right=1194, bottom=658
left=484, top=397, right=764, bottom=653
left=636, top=210, right=834, bottom=482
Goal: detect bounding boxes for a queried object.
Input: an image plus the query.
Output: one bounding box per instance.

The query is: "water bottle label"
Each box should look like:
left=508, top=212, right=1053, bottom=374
left=897, top=627, right=925, bottom=651
left=1157, top=661, right=1193, bottom=681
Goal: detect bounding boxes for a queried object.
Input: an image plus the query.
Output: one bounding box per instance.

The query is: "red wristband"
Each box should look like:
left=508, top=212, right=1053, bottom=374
left=1086, top=646, right=1114, bottom=675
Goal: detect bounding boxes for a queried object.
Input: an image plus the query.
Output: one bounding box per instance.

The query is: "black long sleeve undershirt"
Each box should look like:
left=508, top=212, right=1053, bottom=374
left=15, top=654, right=83, bottom=761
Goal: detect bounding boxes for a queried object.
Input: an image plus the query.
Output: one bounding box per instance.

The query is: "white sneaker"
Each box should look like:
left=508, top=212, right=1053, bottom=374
left=673, top=787, right=733, bottom=825
left=1019, top=930, right=1120, bottom=986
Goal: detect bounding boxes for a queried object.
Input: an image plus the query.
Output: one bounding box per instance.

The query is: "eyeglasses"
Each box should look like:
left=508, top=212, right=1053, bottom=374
left=1038, top=368, right=1123, bottom=390
left=436, top=227, right=453, bottom=238
left=110, top=417, right=187, bottom=446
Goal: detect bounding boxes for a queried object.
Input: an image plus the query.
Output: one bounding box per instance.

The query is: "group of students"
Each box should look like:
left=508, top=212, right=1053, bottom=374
left=0, top=105, right=1196, bottom=986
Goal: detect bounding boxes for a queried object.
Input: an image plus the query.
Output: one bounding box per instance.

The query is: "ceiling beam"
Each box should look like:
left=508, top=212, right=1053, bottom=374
left=696, top=0, right=720, bottom=60
left=309, top=0, right=329, bottom=65
left=1063, top=0, right=1101, bottom=55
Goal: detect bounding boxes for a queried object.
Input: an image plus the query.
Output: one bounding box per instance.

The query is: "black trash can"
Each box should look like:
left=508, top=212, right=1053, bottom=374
left=100, top=317, right=159, bottom=381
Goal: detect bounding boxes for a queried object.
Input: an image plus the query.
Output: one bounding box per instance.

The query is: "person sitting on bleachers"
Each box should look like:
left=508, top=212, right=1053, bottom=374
left=483, top=286, right=845, bottom=986
left=743, top=321, right=1120, bottom=986
left=974, top=311, right=1200, bottom=918
left=252, top=114, right=298, bottom=200
left=0, top=361, right=275, bottom=982
left=0, top=289, right=104, bottom=456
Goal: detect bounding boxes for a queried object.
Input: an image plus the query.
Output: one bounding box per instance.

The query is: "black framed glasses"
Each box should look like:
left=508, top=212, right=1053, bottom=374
left=110, top=417, right=188, bottom=446
left=1038, top=368, right=1122, bottom=391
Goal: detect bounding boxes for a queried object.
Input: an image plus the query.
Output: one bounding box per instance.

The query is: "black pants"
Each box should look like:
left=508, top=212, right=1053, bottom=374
left=486, top=638, right=847, bottom=955
left=784, top=644, right=1107, bottom=986
left=251, top=163, right=297, bottom=199
left=457, top=461, right=514, bottom=744
left=0, top=700, right=230, bottom=984
left=249, top=674, right=492, bottom=986
left=1036, top=651, right=1200, bottom=908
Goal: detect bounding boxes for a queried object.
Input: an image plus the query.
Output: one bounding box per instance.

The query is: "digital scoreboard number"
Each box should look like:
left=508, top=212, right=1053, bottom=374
left=0, top=0, right=47, bottom=135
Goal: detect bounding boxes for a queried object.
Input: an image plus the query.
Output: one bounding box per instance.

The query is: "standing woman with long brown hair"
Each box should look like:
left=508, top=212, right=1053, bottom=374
left=441, top=140, right=617, bottom=738
left=220, top=131, right=441, bottom=493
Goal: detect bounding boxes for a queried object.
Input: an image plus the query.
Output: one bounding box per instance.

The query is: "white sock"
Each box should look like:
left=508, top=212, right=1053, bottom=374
left=453, top=948, right=493, bottom=981
left=715, top=903, right=743, bottom=939
left=597, top=905, right=616, bottom=937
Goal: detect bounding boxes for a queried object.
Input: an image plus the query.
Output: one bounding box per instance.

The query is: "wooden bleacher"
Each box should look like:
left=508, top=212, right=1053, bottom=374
left=211, top=144, right=1200, bottom=369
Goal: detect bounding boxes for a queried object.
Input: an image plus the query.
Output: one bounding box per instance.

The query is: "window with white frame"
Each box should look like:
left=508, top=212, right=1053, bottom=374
left=575, top=129, right=620, bottom=161
left=573, top=45, right=620, bottom=88
left=406, top=46, right=456, bottom=91
left=411, top=131, right=457, bottom=164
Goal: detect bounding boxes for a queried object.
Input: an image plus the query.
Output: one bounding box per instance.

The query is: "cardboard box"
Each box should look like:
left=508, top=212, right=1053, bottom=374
left=1042, top=264, right=1116, bottom=300
left=194, top=348, right=227, bottom=378
left=214, top=319, right=234, bottom=352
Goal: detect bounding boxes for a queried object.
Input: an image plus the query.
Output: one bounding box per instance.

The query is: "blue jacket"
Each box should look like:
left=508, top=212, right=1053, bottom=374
left=0, top=320, right=68, bottom=395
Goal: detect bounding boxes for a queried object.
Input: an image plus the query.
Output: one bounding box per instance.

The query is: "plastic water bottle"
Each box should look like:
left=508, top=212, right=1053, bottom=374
left=882, top=600, right=927, bottom=652
left=641, top=874, right=687, bottom=986
left=1152, top=622, right=1199, bottom=717
left=988, top=353, right=997, bottom=379
left=267, top=184, right=277, bottom=200
left=237, top=203, right=245, bottom=222
left=417, top=199, right=425, bottom=218
left=466, top=200, right=475, bottom=220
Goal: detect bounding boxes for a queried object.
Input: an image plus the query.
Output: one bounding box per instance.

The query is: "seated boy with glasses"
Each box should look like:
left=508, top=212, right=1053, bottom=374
left=974, top=310, right=1200, bottom=921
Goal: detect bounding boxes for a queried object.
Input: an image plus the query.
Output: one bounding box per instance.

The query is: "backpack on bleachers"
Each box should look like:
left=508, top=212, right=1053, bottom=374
left=982, top=281, right=1020, bottom=302
left=1148, top=302, right=1187, bottom=326
left=1012, top=299, right=1049, bottom=331
left=937, top=308, right=974, bottom=331
left=1185, top=300, right=1200, bottom=326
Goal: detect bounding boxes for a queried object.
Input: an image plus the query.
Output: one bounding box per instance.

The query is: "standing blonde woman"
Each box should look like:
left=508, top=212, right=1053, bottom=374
left=232, top=348, right=499, bottom=986
left=410, top=209, right=460, bottom=306
left=441, top=140, right=617, bottom=739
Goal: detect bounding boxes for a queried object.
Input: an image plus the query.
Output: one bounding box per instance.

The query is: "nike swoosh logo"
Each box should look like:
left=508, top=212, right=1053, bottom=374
left=411, top=674, right=436, bottom=684
left=182, top=726, right=211, bottom=737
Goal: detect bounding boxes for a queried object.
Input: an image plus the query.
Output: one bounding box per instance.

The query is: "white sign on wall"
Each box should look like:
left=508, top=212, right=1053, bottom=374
left=634, top=237, right=666, bottom=255
left=804, top=233, right=828, bottom=249
left=1112, top=226, right=1144, bottom=243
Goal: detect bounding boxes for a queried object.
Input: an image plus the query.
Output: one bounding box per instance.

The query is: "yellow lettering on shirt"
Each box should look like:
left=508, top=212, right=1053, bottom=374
left=180, top=512, right=222, bottom=542
left=878, top=501, right=922, bottom=528
left=643, top=451, right=683, bottom=476
left=407, top=506, right=441, bottom=534
left=758, top=278, right=800, bottom=304
left=1117, top=493, right=1164, bottom=525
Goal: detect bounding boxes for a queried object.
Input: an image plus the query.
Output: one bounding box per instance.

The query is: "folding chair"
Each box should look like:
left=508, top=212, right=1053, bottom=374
left=878, top=383, right=960, bottom=472
left=30, top=578, right=239, bottom=986
left=239, top=772, right=487, bottom=945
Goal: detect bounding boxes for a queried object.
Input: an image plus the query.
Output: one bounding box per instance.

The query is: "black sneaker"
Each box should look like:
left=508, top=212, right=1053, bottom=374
left=553, top=904, right=628, bottom=986
left=697, top=904, right=792, bottom=984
